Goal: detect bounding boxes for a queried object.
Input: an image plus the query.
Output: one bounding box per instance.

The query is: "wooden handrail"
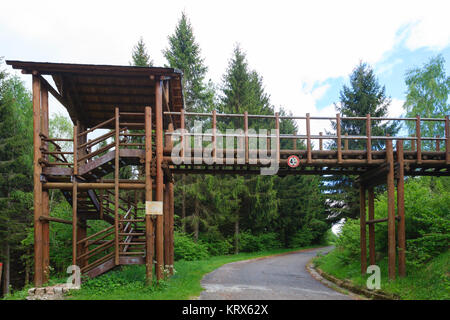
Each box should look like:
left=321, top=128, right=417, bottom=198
left=77, top=117, right=115, bottom=137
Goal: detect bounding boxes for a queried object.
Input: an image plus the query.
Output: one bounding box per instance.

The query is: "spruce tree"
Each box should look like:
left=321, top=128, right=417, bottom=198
left=324, top=62, right=399, bottom=220
left=163, top=12, right=214, bottom=113
left=130, top=37, right=153, bottom=67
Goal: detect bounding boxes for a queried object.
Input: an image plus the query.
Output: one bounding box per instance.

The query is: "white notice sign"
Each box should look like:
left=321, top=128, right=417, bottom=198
left=146, top=201, right=163, bottom=215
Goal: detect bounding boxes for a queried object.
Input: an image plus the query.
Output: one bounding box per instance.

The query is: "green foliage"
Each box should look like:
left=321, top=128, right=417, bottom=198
left=334, top=177, right=449, bottom=268
left=238, top=232, right=282, bottom=252
left=325, top=62, right=399, bottom=221
left=404, top=54, right=449, bottom=150
left=163, top=12, right=214, bottom=113
left=173, top=231, right=209, bottom=261
left=130, top=37, right=153, bottom=67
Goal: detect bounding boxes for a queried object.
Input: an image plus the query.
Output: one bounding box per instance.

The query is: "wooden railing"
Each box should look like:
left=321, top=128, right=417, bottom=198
left=164, top=111, right=450, bottom=166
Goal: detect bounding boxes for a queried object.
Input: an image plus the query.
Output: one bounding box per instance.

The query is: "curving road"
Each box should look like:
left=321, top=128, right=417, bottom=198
left=199, top=246, right=352, bottom=300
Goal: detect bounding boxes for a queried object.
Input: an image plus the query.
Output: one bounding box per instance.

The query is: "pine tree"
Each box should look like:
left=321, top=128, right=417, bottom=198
left=324, top=62, right=399, bottom=220
left=130, top=37, right=153, bottom=67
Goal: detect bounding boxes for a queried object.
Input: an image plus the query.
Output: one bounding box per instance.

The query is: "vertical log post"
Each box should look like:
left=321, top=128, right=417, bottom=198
left=244, top=111, right=248, bottom=164
left=359, top=184, right=367, bottom=275
left=180, top=109, right=185, bottom=163
left=41, top=85, right=50, bottom=282
left=275, top=112, right=280, bottom=164
left=32, top=75, right=43, bottom=287
left=213, top=110, right=217, bottom=164
left=155, top=79, right=164, bottom=281
left=368, top=187, right=375, bottom=266
left=114, top=107, right=120, bottom=265
left=306, top=113, right=312, bottom=163
left=336, top=114, right=342, bottom=163
left=319, top=132, right=323, bottom=151
left=386, top=139, right=396, bottom=280
left=366, top=114, right=372, bottom=163
left=416, top=115, right=421, bottom=164
left=144, top=106, right=153, bottom=285
left=445, top=115, right=449, bottom=165
left=344, top=133, right=349, bottom=151
left=397, top=140, right=406, bottom=277
left=436, top=135, right=440, bottom=152
left=168, top=175, right=174, bottom=275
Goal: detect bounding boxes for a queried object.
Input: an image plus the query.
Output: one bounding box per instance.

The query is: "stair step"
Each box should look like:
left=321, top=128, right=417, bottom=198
left=119, top=232, right=145, bottom=236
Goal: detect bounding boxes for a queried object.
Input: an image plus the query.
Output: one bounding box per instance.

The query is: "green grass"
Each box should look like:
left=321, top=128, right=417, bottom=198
left=4, top=246, right=322, bottom=300
left=314, top=248, right=450, bottom=300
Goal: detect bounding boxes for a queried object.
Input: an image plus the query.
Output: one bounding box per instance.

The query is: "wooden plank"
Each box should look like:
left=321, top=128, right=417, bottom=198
left=396, top=140, right=406, bottom=277
left=72, top=181, right=78, bottom=266
left=386, top=139, right=396, bottom=280
left=360, top=184, right=367, bottom=275
left=155, top=80, right=164, bottom=281
left=32, top=75, right=43, bottom=287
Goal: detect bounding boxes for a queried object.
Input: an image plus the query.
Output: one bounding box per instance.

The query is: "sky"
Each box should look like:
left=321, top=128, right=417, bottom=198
left=1, top=0, right=449, bottom=137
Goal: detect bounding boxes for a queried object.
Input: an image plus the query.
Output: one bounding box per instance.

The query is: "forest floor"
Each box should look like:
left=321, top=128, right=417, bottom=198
left=313, top=249, right=450, bottom=300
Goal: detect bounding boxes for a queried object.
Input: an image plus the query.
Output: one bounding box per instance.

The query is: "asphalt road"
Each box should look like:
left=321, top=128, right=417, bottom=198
left=199, top=246, right=352, bottom=300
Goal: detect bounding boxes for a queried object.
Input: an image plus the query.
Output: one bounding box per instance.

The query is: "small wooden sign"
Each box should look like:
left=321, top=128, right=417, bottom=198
left=146, top=201, right=163, bottom=215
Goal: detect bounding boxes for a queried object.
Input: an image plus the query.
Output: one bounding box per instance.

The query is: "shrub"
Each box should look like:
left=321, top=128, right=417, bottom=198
left=238, top=232, right=282, bottom=252
left=173, top=231, right=209, bottom=261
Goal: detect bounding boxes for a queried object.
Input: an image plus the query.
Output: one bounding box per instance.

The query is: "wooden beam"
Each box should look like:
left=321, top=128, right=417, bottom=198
left=397, top=140, right=406, bottom=277
left=360, top=184, right=367, bottom=275
left=366, top=114, right=372, bottom=164
left=114, top=107, right=120, bottom=266
left=32, top=75, right=44, bottom=287
left=336, top=113, right=342, bottom=163
left=368, top=187, right=375, bottom=266
left=145, top=106, right=153, bottom=285
left=306, top=113, right=312, bottom=163
left=41, top=85, right=50, bottom=283
left=155, top=79, right=164, bottom=281
left=386, top=139, right=396, bottom=280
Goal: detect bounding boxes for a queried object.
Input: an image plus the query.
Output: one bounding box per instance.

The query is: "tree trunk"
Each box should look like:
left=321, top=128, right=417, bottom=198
left=182, top=174, right=186, bottom=233
left=234, top=215, right=239, bottom=254
left=2, top=242, right=10, bottom=295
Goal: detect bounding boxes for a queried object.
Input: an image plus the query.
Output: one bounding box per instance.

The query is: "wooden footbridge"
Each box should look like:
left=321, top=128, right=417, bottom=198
left=7, top=60, right=449, bottom=286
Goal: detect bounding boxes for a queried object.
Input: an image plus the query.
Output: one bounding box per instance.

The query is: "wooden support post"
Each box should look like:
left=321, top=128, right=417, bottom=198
left=446, top=115, right=449, bottom=165
left=275, top=112, right=280, bottom=164
left=32, top=75, right=44, bottom=287
left=72, top=181, right=77, bottom=266
left=436, top=135, right=440, bottom=152
left=213, top=110, right=217, bottom=164
left=306, top=113, right=311, bottom=163
left=386, top=139, right=396, bottom=280
left=344, top=133, right=349, bottom=151
left=41, top=85, right=50, bottom=282
left=368, top=187, right=375, bottom=266
left=396, top=140, right=406, bottom=277
left=155, top=79, right=164, bottom=281
left=144, top=106, right=153, bottom=285
left=366, top=114, right=372, bottom=163
left=163, top=180, right=170, bottom=276
left=168, top=176, right=174, bottom=275
left=114, top=107, right=120, bottom=265
left=336, top=114, right=342, bottom=163
left=244, top=111, right=248, bottom=164
left=416, top=115, right=421, bottom=164
left=75, top=121, right=87, bottom=269
left=180, top=109, right=185, bottom=163
left=319, top=132, right=323, bottom=151
left=359, top=184, right=367, bottom=275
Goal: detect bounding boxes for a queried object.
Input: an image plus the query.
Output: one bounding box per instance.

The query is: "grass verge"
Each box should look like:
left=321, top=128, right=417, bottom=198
left=314, top=248, right=449, bottom=300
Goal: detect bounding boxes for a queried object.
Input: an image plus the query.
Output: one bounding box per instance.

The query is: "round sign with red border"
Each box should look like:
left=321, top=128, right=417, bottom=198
left=287, top=155, right=300, bottom=168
